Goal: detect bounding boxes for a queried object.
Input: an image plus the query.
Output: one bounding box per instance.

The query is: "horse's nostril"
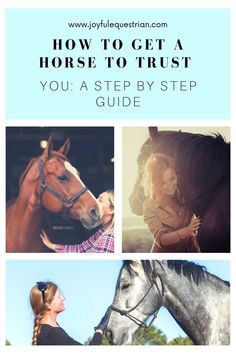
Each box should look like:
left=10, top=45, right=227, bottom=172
left=89, top=207, right=100, bottom=221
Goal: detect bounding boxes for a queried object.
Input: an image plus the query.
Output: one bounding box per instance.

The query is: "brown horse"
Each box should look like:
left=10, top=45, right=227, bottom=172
left=6, top=137, right=102, bottom=252
left=129, top=128, right=230, bottom=253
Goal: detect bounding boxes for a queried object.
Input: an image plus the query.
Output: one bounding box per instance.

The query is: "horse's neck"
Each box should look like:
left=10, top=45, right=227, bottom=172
left=162, top=272, right=227, bottom=344
left=7, top=189, right=45, bottom=252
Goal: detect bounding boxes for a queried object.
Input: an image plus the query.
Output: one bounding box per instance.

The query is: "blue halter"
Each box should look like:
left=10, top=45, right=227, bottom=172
left=37, top=159, right=88, bottom=219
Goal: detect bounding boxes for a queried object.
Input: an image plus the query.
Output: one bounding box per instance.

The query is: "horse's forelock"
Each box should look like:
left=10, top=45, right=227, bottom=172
left=50, top=150, right=69, bottom=162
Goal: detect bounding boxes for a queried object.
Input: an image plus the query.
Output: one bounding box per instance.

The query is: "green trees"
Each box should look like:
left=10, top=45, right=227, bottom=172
left=132, top=326, right=167, bottom=345
left=84, top=325, right=193, bottom=345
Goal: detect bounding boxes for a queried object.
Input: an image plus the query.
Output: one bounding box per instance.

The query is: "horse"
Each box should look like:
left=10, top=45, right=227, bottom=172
left=129, top=128, right=230, bottom=252
left=106, top=260, right=230, bottom=345
left=6, top=137, right=102, bottom=252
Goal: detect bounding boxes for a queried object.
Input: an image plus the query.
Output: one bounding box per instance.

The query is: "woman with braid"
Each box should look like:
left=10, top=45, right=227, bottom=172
left=30, top=281, right=111, bottom=345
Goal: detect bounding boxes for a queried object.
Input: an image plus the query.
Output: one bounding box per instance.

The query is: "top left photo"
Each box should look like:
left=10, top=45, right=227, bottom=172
left=6, top=127, right=114, bottom=253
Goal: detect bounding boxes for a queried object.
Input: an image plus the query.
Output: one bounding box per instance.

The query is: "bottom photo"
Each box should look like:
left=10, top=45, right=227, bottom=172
left=6, top=259, right=230, bottom=345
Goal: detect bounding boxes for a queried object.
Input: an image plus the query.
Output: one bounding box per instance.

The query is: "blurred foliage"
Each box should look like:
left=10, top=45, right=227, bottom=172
left=132, top=325, right=168, bottom=345
left=84, top=325, right=193, bottom=345
left=168, top=336, right=193, bottom=345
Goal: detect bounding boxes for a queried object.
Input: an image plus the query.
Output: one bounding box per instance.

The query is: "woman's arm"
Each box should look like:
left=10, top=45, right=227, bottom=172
left=40, top=231, right=83, bottom=253
left=40, top=230, right=57, bottom=251
left=157, top=216, right=201, bottom=247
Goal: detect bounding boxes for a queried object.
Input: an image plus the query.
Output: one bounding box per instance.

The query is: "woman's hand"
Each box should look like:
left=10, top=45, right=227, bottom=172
left=40, top=230, right=56, bottom=251
left=185, top=215, right=201, bottom=237
left=94, top=306, right=112, bottom=334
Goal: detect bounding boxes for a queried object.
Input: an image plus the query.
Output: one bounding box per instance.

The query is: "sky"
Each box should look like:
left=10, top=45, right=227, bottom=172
left=122, top=126, right=230, bottom=218
left=6, top=259, right=230, bottom=345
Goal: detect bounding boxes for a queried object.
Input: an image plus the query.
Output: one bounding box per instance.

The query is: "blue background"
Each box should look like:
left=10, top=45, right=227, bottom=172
left=6, top=9, right=230, bottom=119
left=6, top=260, right=230, bottom=345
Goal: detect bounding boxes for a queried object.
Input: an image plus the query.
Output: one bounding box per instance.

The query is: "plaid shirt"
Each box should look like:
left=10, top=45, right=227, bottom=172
left=55, top=226, right=114, bottom=253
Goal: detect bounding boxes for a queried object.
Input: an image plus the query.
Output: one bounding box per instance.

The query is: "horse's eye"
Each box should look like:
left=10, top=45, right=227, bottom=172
left=57, top=175, right=68, bottom=182
left=121, top=283, right=130, bottom=291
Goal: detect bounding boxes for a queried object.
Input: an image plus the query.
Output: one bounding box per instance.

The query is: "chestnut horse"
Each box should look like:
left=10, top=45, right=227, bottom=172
left=6, top=137, right=102, bottom=252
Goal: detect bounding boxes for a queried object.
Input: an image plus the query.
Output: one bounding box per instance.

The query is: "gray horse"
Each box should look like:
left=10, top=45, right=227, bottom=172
left=106, top=260, right=230, bottom=345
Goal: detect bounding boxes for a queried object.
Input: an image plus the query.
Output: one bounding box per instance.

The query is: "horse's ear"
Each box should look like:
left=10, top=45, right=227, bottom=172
left=41, top=136, right=53, bottom=162
left=57, top=138, right=70, bottom=156
left=149, top=127, right=158, bottom=141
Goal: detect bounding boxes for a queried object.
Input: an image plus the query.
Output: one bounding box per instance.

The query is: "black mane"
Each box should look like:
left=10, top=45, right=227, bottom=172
left=141, top=260, right=207, bottom=285
left=121, top=260, right=230, bottom=287
left=166, top=260, right=207, bottom=284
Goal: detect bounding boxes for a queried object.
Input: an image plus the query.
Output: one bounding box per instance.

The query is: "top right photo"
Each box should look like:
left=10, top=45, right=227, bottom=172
left=122, top=126, right=230, bottom=254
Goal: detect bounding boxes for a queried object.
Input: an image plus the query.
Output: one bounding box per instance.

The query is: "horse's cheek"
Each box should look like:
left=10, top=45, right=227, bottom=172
left=28, top=191, right=41, bottom=211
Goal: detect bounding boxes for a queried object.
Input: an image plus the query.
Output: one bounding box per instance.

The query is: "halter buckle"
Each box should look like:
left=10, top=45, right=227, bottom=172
left=41, top=180, right=48, bottom=188
left=63, top=197, right=74, bottom=208
left=40, top=180, right=48, bottom=195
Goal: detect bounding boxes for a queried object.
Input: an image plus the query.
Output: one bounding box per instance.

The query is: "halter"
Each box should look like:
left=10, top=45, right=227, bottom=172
left=37, top=158, right=88, bottom=219
left=110, top=266, right=165, bottom=329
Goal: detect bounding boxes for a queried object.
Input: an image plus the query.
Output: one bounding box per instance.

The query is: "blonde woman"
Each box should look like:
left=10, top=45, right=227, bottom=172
left=41, top=190, right=114, bottom=253
left=30, top=281, right=110, bottom=345
left=142, top=154, right=201, bottom=252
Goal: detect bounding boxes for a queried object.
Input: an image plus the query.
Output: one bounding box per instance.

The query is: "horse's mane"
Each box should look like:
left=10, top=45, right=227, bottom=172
left=141, top=260, right=207, bottom=285
left=166, top=260, right=230, bottom=287
left=141, top=132, right=230, bottom=174
left=121, top=260, right=230, bottom=287
left=19, top=157, right=38, bottom=187
left=166, top=260, right=207, bottom=284
left=18, top=151, right=69, bottom=188
left=174, top=133, right=229, bottom=200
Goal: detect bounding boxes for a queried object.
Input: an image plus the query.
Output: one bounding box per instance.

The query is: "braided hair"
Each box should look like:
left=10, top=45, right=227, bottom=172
left=30, top=282, right=58, bottom=345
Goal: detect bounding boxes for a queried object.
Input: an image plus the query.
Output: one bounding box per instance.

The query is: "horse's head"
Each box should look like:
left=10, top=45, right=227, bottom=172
left=19, top=137, right=102, bottom=229
left=106, top=260, right=163, bottom=345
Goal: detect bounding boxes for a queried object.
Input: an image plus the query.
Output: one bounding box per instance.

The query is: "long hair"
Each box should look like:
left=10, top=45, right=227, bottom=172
left=30, top=282, right=58, bottom=345
left=104, top=189, right=114, bottom=231
left=142, top=153, right=176, bottom=202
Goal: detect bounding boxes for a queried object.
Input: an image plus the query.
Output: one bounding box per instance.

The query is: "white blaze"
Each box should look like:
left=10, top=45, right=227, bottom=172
left=64, top=161, right=101, bottom=213
left=64, top=161, right=84, bottom=184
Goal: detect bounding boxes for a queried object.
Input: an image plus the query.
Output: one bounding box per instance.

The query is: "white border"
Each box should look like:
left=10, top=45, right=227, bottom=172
left=1, top=0, right=235, bottom=352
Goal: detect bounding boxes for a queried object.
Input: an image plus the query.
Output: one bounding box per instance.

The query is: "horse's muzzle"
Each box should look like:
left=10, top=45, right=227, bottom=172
left=89, top=207, right=101, bottom=223
left=80, top=207, right=102, bottom=229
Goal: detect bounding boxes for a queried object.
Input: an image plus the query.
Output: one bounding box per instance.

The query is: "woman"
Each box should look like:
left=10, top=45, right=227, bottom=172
left=30, top=281, right=111, bottom=345
left=41, top=190, right=114, bottom=253
left=142, top=153, right=201, bottom=252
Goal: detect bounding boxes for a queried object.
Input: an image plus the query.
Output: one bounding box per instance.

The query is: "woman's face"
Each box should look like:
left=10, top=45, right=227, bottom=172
left=162, top=168, right=177, bottom=196
left=97, top=192, right=114, bottom=216
left=48, top=289, right=65, bottom=314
